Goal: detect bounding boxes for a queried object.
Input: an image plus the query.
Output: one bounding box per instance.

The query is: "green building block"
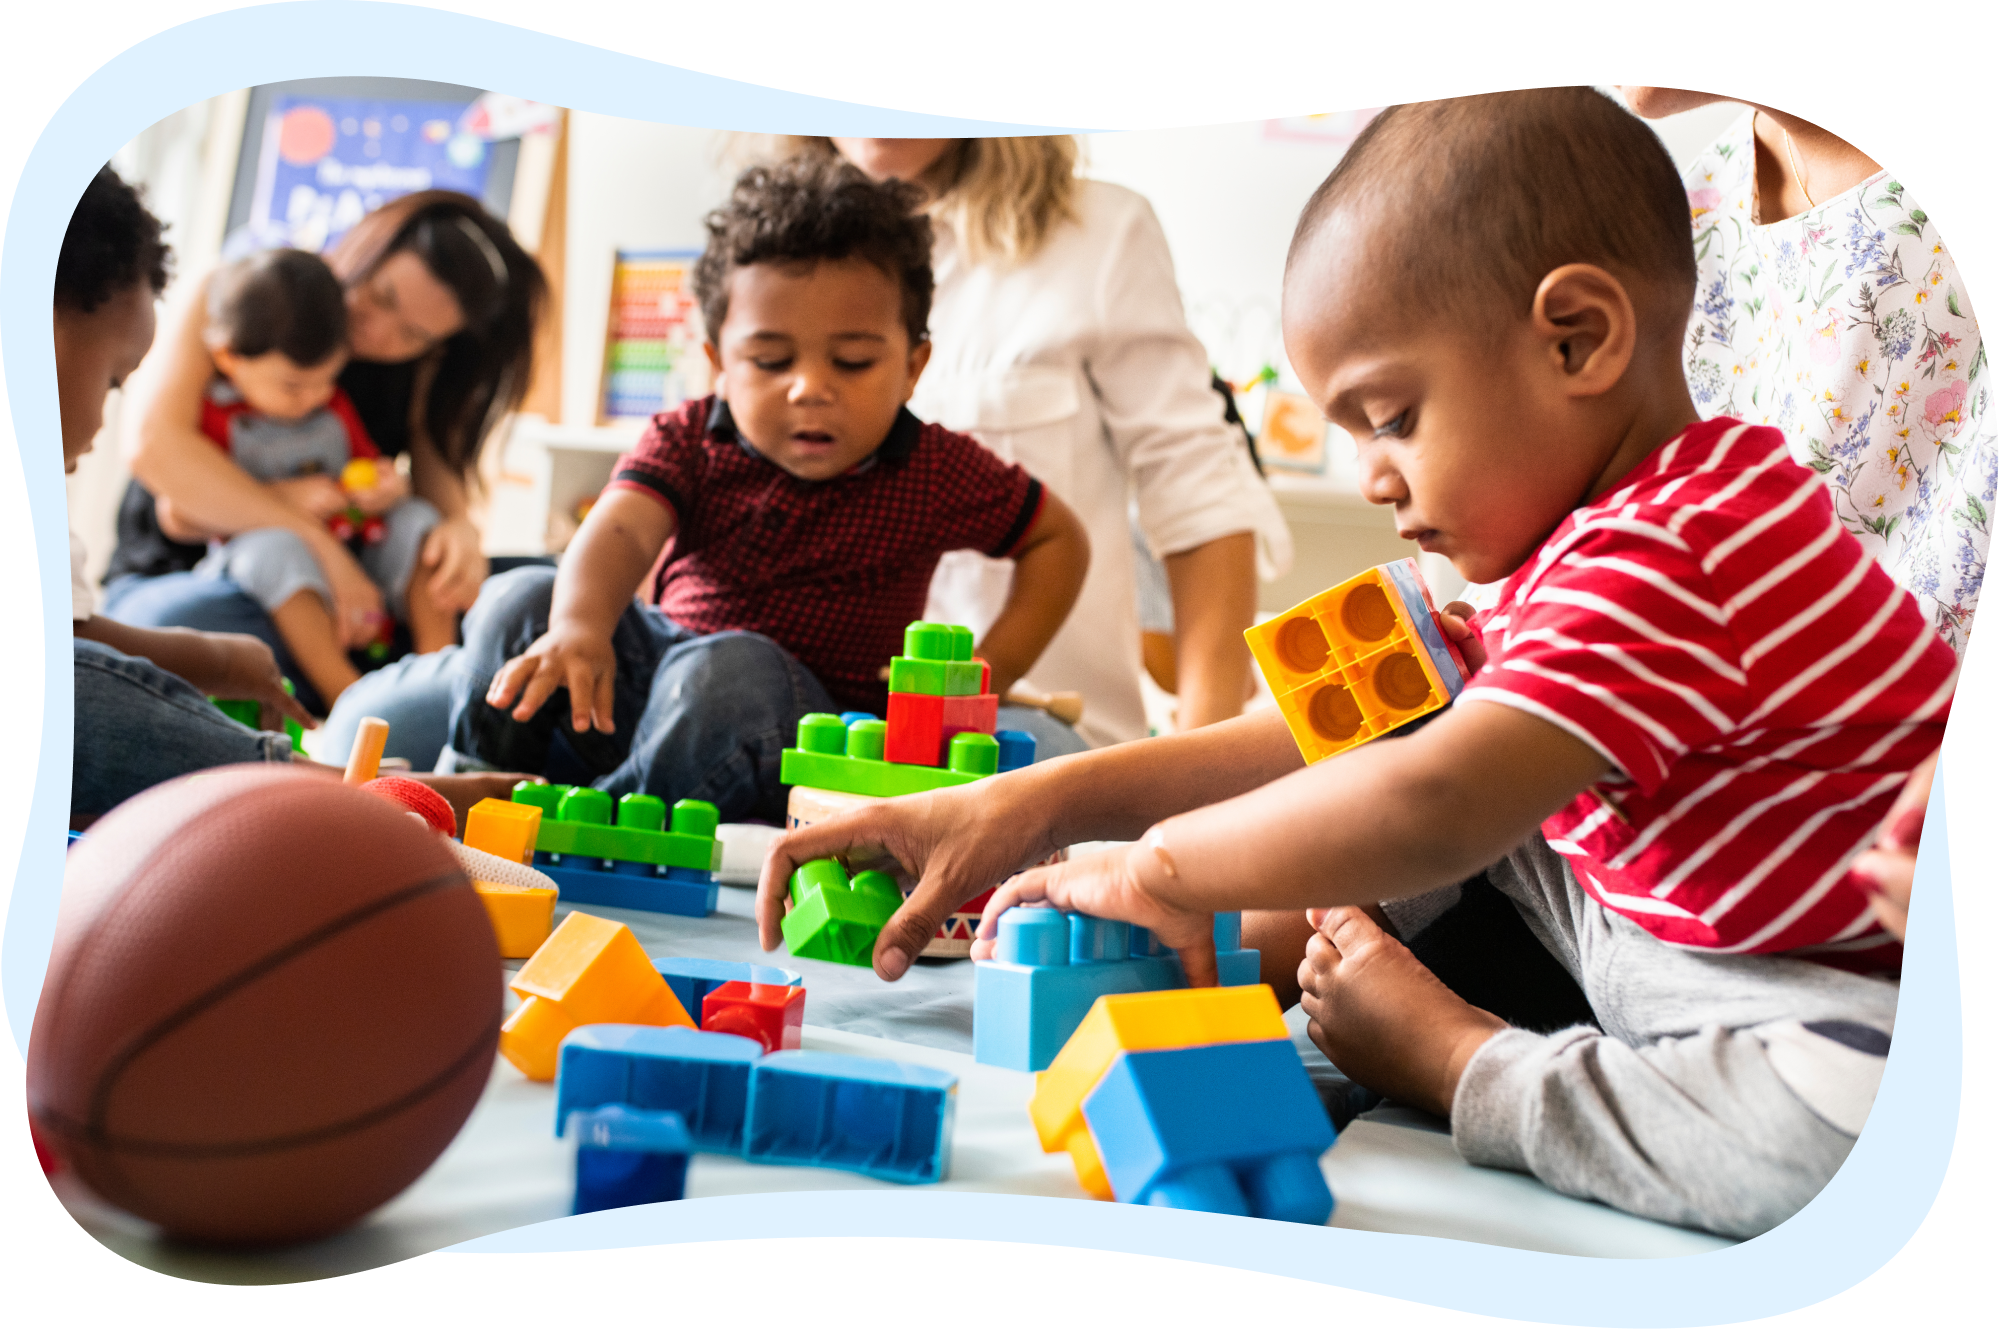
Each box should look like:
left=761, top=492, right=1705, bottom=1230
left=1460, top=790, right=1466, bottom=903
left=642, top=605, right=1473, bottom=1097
left=508, top=782, right=720, bottom=871
left=781, top=859, right=904, bottom=966
left=888, top=657, right=984, bottom=696
left=209, top=696, right=306, bottom=756
left=780, top=712, right=999, bottom=798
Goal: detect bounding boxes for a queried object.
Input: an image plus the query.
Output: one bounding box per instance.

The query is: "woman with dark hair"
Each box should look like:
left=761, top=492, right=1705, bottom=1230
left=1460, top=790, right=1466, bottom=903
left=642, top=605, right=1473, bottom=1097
left=106, top=190, right=547, bottom=715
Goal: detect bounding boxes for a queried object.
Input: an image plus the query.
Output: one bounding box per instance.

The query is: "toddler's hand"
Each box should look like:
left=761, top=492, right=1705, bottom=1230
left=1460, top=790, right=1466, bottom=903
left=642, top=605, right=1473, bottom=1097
left=270, top=474, right=350, bottom=521
left=1437, top=601, right=1487, bottom=675
left=345, top=466, right=410, bottom=518
left=194, top=632, right=317, bottom=733
left=1849, top=749, right=1935, bottom=942
left=971, top=835, right=1221, bottom=987
left=486, top=622, right=618, bottom=735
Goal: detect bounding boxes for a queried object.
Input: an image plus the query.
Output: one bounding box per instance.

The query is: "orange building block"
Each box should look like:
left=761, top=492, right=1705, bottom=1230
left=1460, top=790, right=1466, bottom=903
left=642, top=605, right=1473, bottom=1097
left=499, top=911, right=694, bottom=1080
left=464, top=798, right=545, bottom=865
left=1243, top=559, right=1469, bottom=766
left=1029, top=985, right=1289, bottom=1199
left=474, top=879, right=558, bottom=958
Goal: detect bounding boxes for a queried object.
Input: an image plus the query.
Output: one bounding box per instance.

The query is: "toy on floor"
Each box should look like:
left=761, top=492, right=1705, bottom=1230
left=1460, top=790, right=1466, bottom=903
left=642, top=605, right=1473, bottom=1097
left=343, top=716, right=391, bottom=784
left=501, top=911, right=696, bottom=1081
left=28, top=765, right=499, bottom=1245
left=781, top=857, right=904, bottom=967
left=652, top=957, right=802, bottom=1019
left=505, top=784, right=721, bottom=918
left=1244, top=558, right=1468, bottom=765
left=554, top=1024, right=957, bottom=1183
left=974, top=906, right=1262, bottom=1071
left=701, top=980, right=807, bottom=1053
left=209, top=678, right=307, bottom=756
left=361, top=774, right=457, bottom=836
left=1030, top=985, right=1334, bottom=1222
left=454, top=840, right=560, bottom=958
left=568, top=1104, right=690, bottom=1215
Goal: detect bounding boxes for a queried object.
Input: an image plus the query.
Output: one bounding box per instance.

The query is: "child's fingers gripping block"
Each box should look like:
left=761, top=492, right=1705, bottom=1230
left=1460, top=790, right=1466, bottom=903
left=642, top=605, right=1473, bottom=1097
left=500, top=912, right=695, bottom=1081
left=780, top=860, right=903, bottom=967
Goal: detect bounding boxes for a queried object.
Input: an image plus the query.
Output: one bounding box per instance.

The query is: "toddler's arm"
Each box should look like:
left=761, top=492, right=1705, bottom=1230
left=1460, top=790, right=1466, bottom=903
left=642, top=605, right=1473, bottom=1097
left=74, top=615, right=315, bottom=732
left=972, top=489, right=1089, bottom=700
left=975, top=700, right=1607, bottom=985
left=484, top=487, right=675, bottom=735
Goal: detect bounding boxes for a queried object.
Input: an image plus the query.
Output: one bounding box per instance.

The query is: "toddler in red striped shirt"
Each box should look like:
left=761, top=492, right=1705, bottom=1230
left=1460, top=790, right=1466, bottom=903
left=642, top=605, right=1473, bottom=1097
left=769, top=88, right=1949, bottom=1236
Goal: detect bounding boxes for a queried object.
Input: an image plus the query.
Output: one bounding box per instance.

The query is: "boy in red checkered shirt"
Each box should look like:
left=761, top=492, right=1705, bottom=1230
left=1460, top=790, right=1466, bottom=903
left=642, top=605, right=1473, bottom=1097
left=444, top=158, right=1087, bottom=820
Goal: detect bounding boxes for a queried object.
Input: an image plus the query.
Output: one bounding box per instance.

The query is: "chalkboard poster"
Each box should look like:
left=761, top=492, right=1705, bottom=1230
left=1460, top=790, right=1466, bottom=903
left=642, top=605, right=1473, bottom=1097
left=225, top=77, right=521, bottom=255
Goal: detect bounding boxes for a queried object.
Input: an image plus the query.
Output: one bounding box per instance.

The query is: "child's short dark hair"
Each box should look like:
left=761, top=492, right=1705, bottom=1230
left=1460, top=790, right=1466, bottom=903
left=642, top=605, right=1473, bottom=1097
left=206, top=249, right=349, bottom=367
left=55, top=166, right=171, bottom=313
left=1287, top=88, right=1696, bottom=337
left=694, top=158, right=934, bottom=347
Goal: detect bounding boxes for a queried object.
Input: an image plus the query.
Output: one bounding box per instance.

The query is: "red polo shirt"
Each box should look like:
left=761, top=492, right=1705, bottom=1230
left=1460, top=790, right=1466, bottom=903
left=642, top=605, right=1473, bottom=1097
left=607, top=396, right=1044, bottom=712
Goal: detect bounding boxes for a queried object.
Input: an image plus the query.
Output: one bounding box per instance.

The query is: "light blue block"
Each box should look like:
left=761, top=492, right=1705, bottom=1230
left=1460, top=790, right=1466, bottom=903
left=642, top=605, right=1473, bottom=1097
left=554, top=1025, right=762, bottom=1151
left=743, top=1050, right=957, bottom=1183
left=1080, top=1038, right=1336, bottom=1224
left=652, top=956, right=804, bottom=1018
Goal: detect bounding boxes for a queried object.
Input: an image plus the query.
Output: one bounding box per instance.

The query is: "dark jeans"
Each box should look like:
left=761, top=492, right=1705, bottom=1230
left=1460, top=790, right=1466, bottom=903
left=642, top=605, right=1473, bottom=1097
left=446, top=566, right=839, bottom=823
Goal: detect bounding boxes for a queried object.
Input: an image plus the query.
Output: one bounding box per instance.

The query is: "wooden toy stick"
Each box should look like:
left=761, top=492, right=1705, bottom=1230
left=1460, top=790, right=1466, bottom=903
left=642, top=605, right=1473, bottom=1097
left=1004, top=686, right=1085, bottom=727
left=344, top=717, right=390, bottom=786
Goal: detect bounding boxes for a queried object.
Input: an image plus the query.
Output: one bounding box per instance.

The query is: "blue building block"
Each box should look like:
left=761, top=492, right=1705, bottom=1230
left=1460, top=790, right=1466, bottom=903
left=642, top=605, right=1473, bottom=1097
left=652, top=957, right=805, bottom=1019
left=531, top=853, right=720, bottom=917
left=567, top=1104, right=691, bottom=1215
left=993, top=729, right=1037, bottom=772
left=555, top=1024, right=763, bottom=1152
left=974, top=910, right=1181, bottom=1072
left=743, top=1050, right=957, bottom=1184
left=1129, top=913, right=1261, bottom=988
left=1080, top=1038, right=1335, bottom=1224
left=839, top=711, right=880, bottom=727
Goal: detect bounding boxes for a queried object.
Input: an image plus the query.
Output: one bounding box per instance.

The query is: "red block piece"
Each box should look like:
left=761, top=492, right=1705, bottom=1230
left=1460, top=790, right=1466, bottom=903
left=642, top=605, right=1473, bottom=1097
left=941, top=692, right=999, bottom=740
left=887, top=692, right=945, bottom=766
left=701, top=981, right=806, bottom=1054
left=977, top=658, right=992, bottom=694
left=361, top=775, right=457, bottom=837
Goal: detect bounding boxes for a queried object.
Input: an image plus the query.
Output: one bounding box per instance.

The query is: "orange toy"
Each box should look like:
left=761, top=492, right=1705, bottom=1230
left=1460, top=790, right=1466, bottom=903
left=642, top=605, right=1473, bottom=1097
left=500, top=912, right=694, bottom=1080
left=1244, top=558, right=1469, bottom=765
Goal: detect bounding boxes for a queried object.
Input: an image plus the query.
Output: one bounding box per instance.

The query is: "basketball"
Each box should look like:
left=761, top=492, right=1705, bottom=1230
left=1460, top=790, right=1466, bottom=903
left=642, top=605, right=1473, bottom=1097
left=27, top=766, right=501, bottom=1246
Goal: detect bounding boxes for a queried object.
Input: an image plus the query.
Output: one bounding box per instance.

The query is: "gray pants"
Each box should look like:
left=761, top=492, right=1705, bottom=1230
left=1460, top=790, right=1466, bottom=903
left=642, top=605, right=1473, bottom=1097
left=1389, top=837, right=1897, bottom=1239
left=196, top=497, right=440, bottom=621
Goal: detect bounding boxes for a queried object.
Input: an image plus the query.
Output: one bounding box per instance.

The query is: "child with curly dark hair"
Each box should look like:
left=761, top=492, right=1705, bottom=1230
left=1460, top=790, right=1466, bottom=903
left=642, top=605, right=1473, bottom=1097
left=445, top=158, right=1089, bottom=819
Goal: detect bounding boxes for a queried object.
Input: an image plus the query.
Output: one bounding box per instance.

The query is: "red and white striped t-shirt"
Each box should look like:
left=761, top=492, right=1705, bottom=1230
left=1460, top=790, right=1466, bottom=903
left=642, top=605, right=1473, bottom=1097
left=1463, top=417, right=1955, bottom=973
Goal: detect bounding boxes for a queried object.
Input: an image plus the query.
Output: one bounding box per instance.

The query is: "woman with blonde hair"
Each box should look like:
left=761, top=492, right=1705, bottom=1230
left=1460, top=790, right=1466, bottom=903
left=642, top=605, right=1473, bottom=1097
left=792, top=136, right=1290, bottom=748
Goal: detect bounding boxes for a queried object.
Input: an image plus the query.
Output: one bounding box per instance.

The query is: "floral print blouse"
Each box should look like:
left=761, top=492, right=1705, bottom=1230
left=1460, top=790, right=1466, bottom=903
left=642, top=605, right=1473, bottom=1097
left=1682, top=112, right=1993, bottom=658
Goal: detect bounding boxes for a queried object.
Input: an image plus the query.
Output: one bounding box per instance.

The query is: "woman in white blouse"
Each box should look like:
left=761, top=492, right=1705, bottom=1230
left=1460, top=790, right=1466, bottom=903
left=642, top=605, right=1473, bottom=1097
left=785, top=137, right=1292, bottom=747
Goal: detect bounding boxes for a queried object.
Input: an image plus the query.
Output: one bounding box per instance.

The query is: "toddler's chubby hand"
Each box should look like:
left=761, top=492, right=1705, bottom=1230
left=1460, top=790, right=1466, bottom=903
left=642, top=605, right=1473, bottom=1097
left=344, top=465, right=411, bottom=518
left=270, top=474, right=350, bottom=521
left=971, top=831, right=1222, bottom=987
left=485, top=621, right=619, bottom=735
left=1437, top=600, right=1487, bottom=676
left=196, top=632, right=317, bottom=733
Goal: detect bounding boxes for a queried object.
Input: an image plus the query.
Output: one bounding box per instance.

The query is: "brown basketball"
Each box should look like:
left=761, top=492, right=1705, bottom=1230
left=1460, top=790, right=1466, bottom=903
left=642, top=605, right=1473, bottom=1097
left=27, top=765, right=501, bottom=1246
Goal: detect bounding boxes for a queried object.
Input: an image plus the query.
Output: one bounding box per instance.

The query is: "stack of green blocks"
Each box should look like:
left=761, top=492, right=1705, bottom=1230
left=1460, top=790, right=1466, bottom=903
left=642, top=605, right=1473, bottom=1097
left=779, top=712, right=999, bottom=797
left=508, top=783, right=721, bottom=871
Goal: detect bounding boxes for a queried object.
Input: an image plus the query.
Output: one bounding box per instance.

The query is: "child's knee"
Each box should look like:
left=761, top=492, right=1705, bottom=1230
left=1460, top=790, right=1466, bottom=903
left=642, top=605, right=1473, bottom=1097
left=221, top=528, right=327, bottom=612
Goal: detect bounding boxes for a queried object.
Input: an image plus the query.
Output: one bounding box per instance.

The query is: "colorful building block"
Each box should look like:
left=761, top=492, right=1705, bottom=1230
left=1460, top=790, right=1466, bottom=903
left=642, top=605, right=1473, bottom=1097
left=781, top=713, right=998, bottom=798
left=702, top=980, right=806, bottom=1053
left=652, top=957, right=804, bottom=1019
left=941, top=692, right=999, bottom=742
left=886, top=622, right=983, bottom=696
left=781, top=859, right=903, bottom=967
left=994, top=729, right=1037, bottom=772
left=568, top=1104, right=690, bottom=1215
left=1244, top=558, right=1469, bottom=765
left=974, top=909, right=1264, bottom=1071
left=555, top=1024, right=763, bottom=1150
left=743, top=1050, right=957, bottom=1183
left=1029, top=985, right=1291, bottom=1198
left=886, top=691, right=944, bottom=765
left=464, top=797, right=543, bottom=864
left=474, top=879, right=559, bottom=958
left=502, top=912, right=696, bottom=1081
left=508, top=784, right=721, bottom=917
left=1080, top=1039, right=1335, bottom=1223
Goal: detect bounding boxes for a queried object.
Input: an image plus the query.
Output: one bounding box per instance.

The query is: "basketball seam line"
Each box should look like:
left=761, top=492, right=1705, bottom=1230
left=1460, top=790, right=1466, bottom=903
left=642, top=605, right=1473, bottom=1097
left=36, top=1016, right=500, bottom=1158
left=77, top=869, right=474, bottom=1141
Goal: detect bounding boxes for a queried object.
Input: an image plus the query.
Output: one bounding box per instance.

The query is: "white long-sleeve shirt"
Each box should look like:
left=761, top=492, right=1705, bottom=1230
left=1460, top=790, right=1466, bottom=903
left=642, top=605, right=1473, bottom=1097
left=914, top=179, right=1292, bottom=745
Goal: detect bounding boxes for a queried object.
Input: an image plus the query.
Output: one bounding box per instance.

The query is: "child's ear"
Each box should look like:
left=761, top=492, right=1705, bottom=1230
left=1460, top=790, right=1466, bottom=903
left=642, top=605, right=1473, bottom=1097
left=1530, top=264, right=1635, bottom=397
left=903, top=339, right=933, bottom=400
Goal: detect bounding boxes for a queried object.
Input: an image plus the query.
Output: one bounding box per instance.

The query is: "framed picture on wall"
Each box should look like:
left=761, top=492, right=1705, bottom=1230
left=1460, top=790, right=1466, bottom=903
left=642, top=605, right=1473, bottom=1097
left=224, top=77, right=525, bottom=254
left=1258, top=389, right=1330, bottom=474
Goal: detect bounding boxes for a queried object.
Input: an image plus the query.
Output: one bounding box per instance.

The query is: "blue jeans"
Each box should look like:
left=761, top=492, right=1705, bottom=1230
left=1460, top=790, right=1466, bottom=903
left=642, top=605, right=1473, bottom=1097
left=72, top=638, right=293, bottom=817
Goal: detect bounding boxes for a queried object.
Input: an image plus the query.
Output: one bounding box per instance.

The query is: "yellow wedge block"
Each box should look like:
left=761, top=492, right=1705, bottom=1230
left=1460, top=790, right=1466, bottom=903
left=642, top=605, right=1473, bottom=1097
left=499, top=911, right=694, bottom=1080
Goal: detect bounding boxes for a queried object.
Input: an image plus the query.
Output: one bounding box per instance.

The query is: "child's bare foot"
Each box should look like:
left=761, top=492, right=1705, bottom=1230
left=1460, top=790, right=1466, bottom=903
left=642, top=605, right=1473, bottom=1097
left=1296, top=906, right=1507, bottom=1116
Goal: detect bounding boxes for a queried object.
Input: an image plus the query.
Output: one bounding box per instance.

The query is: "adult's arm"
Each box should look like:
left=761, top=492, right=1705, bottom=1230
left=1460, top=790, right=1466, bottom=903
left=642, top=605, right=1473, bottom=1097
left=121, top=271, right=383, bottom=642
left=406, top=378, right=491, bottom=612
left=1082, top=187, right=1292, bottom=723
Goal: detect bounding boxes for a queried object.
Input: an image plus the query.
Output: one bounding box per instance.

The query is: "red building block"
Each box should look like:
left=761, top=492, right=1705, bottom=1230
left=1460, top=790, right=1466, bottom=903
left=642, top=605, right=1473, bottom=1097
left=886, top=692, right=945, bottom=765
left=941, top=692, right=999, bottom=741
left=701, top=980, right=807, bottom=1053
